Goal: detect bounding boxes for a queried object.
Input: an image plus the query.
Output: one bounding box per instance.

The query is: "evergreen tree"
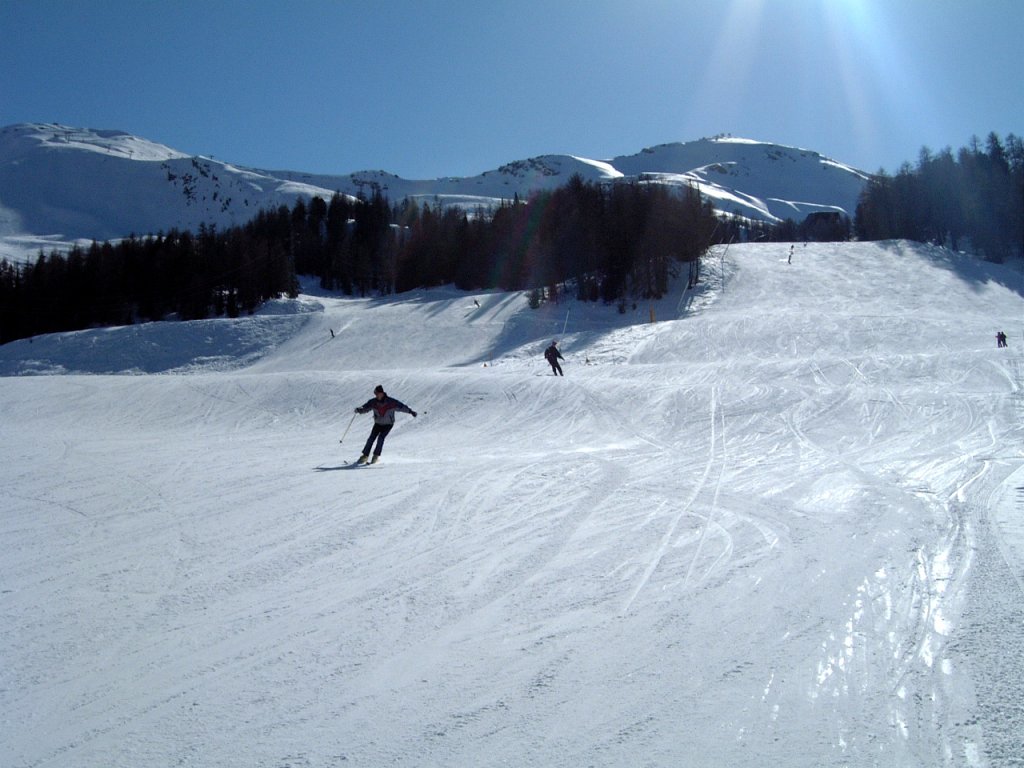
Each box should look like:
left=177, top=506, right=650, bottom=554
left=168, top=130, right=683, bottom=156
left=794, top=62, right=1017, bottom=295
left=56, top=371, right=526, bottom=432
left=855, top=132, right=1022, bottom=261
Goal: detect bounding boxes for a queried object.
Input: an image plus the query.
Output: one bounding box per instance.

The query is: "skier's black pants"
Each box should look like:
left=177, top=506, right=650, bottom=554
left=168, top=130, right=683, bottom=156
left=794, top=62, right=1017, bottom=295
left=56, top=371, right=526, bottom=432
left=549, top=360, right=563, bottom=376
left=363, top=422, right=394, bottom=456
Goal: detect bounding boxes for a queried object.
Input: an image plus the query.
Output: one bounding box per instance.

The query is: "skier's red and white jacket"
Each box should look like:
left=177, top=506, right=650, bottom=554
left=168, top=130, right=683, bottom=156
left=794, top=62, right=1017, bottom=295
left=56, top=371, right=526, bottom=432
left=356, top=395, right=415, bottom=425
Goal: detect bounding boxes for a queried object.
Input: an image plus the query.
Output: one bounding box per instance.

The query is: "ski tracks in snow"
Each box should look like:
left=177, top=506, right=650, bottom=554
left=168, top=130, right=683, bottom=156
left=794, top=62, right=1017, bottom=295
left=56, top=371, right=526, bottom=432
left=621, top=385, right=729, bottom=613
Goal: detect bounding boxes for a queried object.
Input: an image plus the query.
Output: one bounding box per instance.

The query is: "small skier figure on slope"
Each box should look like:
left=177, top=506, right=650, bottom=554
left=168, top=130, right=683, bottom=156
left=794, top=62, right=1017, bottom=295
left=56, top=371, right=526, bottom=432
left=354, top=385, right=417, bottom=464
left=997, top=330, right=1008, bottom=348
left=545, top=340, right=565, bottom=376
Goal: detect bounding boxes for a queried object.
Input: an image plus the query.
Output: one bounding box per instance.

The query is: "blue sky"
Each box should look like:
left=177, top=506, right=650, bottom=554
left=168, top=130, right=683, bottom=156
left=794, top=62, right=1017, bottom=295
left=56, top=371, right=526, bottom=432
left=2, top=0, right=1022, bottom=179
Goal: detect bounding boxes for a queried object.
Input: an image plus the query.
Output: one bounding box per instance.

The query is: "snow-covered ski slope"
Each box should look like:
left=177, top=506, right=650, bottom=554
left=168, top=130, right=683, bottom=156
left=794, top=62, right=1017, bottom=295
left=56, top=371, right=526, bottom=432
left=3, top=241, right=1024, bottom=767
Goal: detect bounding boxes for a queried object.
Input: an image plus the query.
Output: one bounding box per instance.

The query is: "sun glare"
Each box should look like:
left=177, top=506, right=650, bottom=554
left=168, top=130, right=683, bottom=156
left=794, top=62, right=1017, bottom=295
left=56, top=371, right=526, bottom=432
left=821, top=0, right=938, bottom=168
left=689, top=0, right=937, bottom=169
left=690, top=0, right=767, bottom=128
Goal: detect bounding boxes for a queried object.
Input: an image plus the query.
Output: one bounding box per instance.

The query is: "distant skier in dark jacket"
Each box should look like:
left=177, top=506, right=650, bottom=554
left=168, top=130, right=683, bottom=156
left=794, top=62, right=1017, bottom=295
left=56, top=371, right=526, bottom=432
left=354, top=385, right=416, bottom=464
left=544, top=340, right=564, bottom=376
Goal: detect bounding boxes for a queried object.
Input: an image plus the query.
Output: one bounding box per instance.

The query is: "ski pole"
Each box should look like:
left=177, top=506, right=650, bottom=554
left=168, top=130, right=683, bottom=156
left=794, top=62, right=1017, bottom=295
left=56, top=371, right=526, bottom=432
left=339, top=411, right=358, bottom=444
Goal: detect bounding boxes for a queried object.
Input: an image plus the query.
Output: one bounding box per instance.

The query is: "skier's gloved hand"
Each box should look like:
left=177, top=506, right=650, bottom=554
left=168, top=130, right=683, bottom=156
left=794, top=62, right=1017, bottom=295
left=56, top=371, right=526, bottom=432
left=412, top=411, right=417, bottom=418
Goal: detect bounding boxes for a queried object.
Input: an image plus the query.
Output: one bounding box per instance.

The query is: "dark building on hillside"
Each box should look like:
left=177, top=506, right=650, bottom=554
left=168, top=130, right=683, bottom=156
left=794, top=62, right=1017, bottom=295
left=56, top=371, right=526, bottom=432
left=800, top=210, right=850, bottom=241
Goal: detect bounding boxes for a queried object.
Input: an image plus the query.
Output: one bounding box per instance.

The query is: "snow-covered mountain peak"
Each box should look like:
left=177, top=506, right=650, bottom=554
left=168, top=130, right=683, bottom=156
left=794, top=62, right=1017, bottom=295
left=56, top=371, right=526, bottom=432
left=1, top=122, right=188, bottom=163
left=613, top=136, right=869, bottom=179
left=491, top=154, right=624, bottom=184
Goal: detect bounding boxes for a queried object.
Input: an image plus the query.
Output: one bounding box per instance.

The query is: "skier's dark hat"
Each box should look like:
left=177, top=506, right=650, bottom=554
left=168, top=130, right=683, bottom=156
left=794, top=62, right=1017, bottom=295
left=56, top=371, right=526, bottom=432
left=374, top=384, right=385, bottom=394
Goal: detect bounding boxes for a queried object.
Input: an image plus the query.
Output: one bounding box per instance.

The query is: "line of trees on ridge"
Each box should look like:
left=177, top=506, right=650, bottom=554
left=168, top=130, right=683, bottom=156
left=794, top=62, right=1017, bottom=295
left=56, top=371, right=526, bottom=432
left=855, top=131, right=1024, bottom=261
left=0, top=176, right=719, bottom=344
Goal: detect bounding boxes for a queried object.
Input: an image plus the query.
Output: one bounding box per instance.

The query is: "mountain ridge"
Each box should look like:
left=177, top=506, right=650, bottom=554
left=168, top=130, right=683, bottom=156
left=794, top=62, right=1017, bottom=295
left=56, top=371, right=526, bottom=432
left=0, top=122, right=870, bottom=245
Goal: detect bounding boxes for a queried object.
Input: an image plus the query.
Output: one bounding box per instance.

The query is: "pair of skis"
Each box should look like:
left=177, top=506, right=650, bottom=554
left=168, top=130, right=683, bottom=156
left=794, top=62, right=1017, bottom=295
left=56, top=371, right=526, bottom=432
left=339, top=415, right=379, bottom=466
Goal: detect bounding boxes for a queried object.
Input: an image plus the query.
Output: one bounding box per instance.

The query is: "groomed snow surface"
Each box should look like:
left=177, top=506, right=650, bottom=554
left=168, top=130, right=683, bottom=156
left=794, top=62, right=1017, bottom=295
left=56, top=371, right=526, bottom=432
left=3, top=241, right=1024, bottom=767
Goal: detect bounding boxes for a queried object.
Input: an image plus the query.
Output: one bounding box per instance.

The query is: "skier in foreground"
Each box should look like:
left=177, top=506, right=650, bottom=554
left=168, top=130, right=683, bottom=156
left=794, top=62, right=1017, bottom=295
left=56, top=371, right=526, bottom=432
left=544, top=340, right=565, bottom=376
left=354, top=385, right=417, bottom=464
